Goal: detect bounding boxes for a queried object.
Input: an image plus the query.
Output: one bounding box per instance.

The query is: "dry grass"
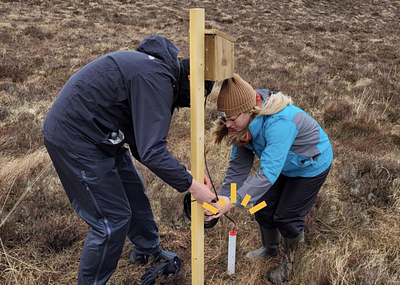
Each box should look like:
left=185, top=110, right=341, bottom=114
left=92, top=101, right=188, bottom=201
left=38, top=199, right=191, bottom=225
left=1, top=0, right=400, bottom=284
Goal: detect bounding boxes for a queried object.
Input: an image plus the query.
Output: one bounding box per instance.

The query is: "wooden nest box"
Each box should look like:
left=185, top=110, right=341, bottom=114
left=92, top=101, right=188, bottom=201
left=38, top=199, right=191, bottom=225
left=204, top=29, right=236, bottom=81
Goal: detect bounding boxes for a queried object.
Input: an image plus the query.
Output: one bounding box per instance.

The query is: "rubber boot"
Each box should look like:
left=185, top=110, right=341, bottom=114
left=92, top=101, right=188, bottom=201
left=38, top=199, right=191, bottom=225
left=268, top=232, right=304, bottom=284
left=245, top=226, right=280, bottom=259
left=130, top=249, right=177, bottom=266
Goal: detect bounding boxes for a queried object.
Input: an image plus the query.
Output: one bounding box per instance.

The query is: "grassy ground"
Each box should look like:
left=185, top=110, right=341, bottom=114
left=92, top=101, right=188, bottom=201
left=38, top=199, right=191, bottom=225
left=1, top=0, right=400, bottom=284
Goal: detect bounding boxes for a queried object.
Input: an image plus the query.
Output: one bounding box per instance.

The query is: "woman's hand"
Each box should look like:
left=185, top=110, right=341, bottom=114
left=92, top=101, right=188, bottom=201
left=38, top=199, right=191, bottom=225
left=204, top=195, right=235, bottom=219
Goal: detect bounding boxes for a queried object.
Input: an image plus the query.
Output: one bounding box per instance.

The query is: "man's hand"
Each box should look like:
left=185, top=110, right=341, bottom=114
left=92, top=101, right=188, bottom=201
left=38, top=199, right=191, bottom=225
left=204, top=174, right=212, bottom=190
left=187, top=170, right=212, bottom=190
left=188, top=178, right=217, bottom=205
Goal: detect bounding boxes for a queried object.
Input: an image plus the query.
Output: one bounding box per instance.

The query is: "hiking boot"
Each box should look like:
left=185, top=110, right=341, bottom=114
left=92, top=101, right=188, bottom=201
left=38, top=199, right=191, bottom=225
left=268, top=232, right=304, bottom=284
left=245, top=226, right=280, bottom=259
left=130, top=249, right=177, bottom=266
left=154, top=249, right=177, bottom=262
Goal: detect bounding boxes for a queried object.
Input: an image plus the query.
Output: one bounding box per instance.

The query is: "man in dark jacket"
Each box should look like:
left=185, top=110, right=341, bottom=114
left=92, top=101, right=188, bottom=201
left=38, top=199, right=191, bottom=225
left=42, top=35, right=216, bottom=285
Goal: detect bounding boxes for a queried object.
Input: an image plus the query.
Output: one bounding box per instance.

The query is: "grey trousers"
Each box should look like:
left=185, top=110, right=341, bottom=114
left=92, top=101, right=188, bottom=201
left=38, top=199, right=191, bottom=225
left=44, top=139, right=160, bottom=285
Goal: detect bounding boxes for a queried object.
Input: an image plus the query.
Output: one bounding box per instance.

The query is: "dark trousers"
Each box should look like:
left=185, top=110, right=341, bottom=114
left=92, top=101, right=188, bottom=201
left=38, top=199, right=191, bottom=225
left=44, top=139, right=160, bottom=285
left=255, top=166, right=330, bottom=238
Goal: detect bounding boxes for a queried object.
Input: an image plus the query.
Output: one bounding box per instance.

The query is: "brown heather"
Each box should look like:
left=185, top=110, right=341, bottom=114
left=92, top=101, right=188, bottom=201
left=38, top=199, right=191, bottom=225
left=1, top=0, right=399, bottom=284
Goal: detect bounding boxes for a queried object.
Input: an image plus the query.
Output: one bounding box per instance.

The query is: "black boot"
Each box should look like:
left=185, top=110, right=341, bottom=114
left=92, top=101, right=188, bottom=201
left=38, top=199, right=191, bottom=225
left=268, top=232, right=304, bottom=284
left=130, top=249, right=177, bottom=266
left=245, top=226, right=280, bottom=259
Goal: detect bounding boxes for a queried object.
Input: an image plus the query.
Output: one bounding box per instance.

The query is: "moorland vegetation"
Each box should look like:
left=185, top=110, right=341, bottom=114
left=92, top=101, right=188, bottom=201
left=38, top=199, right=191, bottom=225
left=1, top=0, right=399, bottom=284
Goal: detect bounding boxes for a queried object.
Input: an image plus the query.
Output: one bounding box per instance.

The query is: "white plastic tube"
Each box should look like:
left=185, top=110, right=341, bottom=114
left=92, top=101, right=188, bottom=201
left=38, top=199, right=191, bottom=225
left=227, top=230, right=237, bottom=275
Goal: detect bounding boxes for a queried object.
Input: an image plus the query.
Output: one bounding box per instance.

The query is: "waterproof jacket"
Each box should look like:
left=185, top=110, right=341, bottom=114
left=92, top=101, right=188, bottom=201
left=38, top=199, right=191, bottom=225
left=42, top=35, right=192, bottom=192
left=219, top=89, right=333, bottom=205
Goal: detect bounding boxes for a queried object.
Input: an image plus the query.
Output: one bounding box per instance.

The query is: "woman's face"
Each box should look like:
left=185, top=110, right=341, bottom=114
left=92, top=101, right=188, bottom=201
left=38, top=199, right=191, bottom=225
left=224, top=112, right=251, bottom=132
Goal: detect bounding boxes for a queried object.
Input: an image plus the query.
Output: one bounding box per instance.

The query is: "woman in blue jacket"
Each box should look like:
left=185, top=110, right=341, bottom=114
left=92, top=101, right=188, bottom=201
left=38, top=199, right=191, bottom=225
left=211, top=74, right=333, bottom=283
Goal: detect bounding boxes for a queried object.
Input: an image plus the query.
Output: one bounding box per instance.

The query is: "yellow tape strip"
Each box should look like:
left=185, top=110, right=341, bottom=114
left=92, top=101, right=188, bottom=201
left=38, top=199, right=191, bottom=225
left=202, top=202, right=218, bottom=214
left=249, top=201, right=267, bottom=214
left=241, top=194, right=251, bottom=207
left=230, top=183, right=236, bottom=203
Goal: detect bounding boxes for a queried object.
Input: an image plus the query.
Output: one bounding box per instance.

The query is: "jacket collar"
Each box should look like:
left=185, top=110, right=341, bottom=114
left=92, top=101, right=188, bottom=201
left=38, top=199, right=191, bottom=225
left=249, top=115, right=264, bottom=140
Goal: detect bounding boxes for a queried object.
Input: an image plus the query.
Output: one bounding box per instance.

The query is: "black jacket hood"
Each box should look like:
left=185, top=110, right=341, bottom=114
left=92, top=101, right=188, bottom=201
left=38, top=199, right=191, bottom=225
left=136, top=36, right=214, bottom=109
left=137, top=35, right=191, bottom=108
left=174, top=57, right=214, bottom=108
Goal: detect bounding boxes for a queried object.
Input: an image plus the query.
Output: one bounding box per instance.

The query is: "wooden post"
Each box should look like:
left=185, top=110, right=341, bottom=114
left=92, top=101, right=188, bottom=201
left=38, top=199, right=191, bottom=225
left=189, top=8, right=205, bottom=285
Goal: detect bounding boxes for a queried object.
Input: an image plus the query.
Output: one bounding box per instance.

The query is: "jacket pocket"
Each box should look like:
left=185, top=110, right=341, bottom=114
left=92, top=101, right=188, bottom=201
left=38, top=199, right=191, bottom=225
left=290, top=153, right=320, bottom=168
left=95, top=129, right=125, bottom=156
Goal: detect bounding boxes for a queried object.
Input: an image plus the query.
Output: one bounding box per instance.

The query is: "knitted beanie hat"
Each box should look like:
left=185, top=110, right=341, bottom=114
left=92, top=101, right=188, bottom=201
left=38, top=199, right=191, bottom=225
left=217, top=74, right=256, bottom=117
